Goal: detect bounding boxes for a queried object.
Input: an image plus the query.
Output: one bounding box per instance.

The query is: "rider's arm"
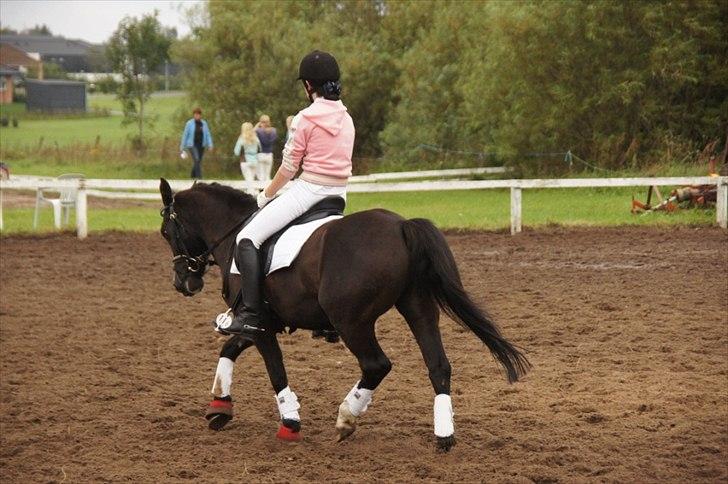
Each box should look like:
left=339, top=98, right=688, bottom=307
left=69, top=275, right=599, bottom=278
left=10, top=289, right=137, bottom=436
left=263, top=114, right=305, bottom=199
left=264, top=170, right=289, bottom=198
left=277, top=114, right=305, bottom=179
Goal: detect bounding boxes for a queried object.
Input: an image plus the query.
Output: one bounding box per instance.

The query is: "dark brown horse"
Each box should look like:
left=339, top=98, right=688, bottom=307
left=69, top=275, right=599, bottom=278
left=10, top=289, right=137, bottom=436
left=159, top=178, right=529, bottom=451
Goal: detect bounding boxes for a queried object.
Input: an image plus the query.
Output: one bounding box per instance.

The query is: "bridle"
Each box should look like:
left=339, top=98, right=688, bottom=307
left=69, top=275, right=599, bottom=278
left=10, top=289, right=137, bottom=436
left=161, top=201, right=251, bottom=281
left=161, top=203, right=211, bottom=278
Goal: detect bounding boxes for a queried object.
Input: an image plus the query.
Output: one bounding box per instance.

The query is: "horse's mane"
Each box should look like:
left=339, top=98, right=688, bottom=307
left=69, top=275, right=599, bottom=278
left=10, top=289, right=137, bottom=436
left=177, top=182, right=258, bottom=215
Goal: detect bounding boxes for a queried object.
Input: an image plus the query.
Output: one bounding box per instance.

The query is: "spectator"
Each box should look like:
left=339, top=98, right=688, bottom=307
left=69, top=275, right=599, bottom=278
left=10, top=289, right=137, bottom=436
left=255, top=114, right=277, bottom=181
left=233, top=122, right=261, bottom=183
left=180, top=107, right=213, bottom=179
left=285, top=115, right=294, bottom=144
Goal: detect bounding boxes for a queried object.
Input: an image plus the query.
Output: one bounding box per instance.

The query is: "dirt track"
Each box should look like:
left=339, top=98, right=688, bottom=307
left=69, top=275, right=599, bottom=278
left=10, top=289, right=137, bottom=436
left=1, top=227, right=726, bottom=483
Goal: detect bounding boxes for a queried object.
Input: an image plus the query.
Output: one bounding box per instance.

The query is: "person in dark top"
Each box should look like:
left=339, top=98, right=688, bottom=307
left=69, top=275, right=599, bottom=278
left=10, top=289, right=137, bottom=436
left=180, top=108, right=214, bottom=179
left=254, top=114, right=277, bottom=181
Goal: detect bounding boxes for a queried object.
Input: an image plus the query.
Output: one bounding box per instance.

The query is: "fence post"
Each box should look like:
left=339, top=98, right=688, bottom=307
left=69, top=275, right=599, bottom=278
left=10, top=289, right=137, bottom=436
left=510, top=186, right=522, bottom=235
left=717, top=177, right=727, bottom=229
left=76, top=179, right=88, bottom=239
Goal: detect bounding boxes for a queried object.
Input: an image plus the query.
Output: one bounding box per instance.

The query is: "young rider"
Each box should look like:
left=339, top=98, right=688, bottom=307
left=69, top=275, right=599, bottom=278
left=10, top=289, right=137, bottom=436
left=218, top=50, right=355, bottom=336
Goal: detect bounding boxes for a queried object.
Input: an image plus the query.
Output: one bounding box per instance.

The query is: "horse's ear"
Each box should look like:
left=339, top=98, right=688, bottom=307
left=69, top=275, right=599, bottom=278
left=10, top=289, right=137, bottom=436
left=160, top=178, right=173, bottom=206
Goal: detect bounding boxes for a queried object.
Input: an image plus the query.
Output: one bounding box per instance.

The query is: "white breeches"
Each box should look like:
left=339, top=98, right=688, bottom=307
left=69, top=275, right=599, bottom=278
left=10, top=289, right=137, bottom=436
left=236, top=179, right=346, bottom=248
left=240, top=162, right=257, bottom=182
left=256, top=153, right=274, bottom=182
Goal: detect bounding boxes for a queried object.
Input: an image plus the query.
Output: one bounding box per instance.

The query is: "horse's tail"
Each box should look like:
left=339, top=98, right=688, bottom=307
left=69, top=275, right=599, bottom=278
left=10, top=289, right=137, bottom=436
left=401, top=218, right=531, bottom=383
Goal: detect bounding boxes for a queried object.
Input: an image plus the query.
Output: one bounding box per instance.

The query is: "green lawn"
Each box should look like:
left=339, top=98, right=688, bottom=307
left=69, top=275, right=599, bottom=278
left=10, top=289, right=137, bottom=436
left=2, top=188, right=717, bottom=235
left=4, top=157, right=193, bottom=179
left=0, top=92, right=186, bottom=147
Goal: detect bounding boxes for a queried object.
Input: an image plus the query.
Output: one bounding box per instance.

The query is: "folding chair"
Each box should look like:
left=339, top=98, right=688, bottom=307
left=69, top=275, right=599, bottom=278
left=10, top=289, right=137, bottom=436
left=33, top=173, right=85, bottom=230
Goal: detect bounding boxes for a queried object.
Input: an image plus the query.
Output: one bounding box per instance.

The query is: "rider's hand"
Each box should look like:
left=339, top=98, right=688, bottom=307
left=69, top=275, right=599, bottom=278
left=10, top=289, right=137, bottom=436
left=257, top=190, right=274, bottom=208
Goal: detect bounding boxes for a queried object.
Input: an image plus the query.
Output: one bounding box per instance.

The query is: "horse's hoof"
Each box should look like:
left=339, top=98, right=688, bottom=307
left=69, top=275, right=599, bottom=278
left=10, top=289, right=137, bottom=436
left=335, top=401, right=357, bottom=442
left=276, top=423, right=302, bottom=442
left=436, top=435, right=456, bottom=452
left=336, top=424, right=356, bottom=442
left=205, top=398, right=233, bottom=431
left=281, top=418, right=301, bottom=432
left=207, top=412, right=232, bottom=431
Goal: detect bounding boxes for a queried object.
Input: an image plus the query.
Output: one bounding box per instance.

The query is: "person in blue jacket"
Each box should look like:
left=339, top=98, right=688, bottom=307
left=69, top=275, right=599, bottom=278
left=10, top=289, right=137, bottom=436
left=180, top=107, right=214, bottom=179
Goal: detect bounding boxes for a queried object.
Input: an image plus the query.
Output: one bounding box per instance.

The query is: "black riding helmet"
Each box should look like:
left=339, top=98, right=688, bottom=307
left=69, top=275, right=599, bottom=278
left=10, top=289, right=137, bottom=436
left=298, top=50, right=342, bottom=101
left=298, top=50, right=340, bottom=81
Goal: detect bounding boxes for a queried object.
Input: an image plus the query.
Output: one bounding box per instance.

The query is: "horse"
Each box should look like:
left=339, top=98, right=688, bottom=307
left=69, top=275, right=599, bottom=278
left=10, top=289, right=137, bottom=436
left=158, top=178, right=530, bottom=451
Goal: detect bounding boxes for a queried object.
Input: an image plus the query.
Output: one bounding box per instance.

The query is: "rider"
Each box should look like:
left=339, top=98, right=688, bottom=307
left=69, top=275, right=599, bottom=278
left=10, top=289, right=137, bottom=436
left=218, top=50, right=355, bottom=335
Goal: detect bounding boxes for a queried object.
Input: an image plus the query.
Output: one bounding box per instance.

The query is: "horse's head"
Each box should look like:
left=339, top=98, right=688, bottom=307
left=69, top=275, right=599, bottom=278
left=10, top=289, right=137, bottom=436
left=159, top=178, right=209, bottom=296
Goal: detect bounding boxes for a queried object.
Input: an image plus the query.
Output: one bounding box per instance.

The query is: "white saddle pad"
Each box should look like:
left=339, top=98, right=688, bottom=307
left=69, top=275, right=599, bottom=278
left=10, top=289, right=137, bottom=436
left=230, top=215, right=342, bottom=276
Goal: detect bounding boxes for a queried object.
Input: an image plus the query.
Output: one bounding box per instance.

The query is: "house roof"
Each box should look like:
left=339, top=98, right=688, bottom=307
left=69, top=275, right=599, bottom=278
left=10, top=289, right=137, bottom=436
left=0, top=64, right=22, bottom=77
left=25, top=78, right=86, bottom=86
left=0, top=34, right=94, bottom=56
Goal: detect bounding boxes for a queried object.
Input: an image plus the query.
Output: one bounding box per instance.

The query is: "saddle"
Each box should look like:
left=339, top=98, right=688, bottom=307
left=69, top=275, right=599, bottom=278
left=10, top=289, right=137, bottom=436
left=260, top=196, right=345, bottom=273
left=223, top=196, right=345, bottom=297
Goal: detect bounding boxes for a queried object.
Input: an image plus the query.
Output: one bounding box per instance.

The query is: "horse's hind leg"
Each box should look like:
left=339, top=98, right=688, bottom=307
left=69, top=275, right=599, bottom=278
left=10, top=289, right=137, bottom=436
left=207, top=336, right=254, bottom=431
left=396, top=288, right=455, bottom=451
left=332, top=320, right=392, bottom=442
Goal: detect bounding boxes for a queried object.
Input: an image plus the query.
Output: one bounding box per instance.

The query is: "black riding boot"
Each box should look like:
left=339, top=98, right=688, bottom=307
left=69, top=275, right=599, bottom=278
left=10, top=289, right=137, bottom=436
left=220, top=239, right=263, bottom=335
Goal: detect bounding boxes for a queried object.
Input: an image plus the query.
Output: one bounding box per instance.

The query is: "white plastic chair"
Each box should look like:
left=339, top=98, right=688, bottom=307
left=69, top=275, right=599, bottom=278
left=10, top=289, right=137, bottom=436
left=34, top=173, right=84, bottom=230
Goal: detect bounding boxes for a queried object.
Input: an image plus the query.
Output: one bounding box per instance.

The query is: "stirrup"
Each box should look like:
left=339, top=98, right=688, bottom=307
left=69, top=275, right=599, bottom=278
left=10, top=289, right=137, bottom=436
left=212, top=309, right=266, bottom=336
left=213, top=309, right=234, bottom=335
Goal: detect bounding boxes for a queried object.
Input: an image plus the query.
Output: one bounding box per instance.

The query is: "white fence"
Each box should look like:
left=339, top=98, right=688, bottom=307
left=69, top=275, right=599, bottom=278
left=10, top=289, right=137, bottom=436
left=1, top=172, right=726, bottom=238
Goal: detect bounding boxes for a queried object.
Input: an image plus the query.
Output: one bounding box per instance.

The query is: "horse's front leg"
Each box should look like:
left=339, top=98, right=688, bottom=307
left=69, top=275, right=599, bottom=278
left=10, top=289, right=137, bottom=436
left=255, top=333, right=302, bottom=442
left=206, top=336, right=254, bottom=431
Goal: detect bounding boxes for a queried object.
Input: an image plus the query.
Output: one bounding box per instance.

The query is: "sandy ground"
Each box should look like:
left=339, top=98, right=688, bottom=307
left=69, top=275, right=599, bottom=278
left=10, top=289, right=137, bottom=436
left=1, top=227, right=726, bottom=483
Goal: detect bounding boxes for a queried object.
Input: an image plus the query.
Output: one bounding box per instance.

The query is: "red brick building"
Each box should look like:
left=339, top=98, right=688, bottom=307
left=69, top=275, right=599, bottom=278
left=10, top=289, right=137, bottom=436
left=0, top=65, right=21, bottom=104
left=0, top=42, right=43, bottom=79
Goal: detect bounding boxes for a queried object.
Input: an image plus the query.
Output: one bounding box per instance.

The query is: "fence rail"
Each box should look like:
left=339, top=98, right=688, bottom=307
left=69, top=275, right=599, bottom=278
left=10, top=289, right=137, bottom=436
left=2, top=173, right=726, bottom=238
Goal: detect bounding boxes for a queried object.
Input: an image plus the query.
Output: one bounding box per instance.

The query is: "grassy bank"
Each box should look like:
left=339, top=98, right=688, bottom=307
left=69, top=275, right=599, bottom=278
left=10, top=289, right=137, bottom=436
left=1, top=188, right=717, bottom=235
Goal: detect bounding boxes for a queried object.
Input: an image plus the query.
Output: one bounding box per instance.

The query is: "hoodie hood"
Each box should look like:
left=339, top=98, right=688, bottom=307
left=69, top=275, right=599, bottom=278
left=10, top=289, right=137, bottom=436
left=300, top=98, right=348, bottom=136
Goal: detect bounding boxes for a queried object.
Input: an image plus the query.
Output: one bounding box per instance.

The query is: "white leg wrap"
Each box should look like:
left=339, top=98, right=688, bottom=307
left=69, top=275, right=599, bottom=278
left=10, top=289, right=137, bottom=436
left=434, top=394, right=454, bottom=437
left=275, top=386, right=301, bottom=421
left=344, top=381, right=373, bottom=417
left=211, top=357, right=234, bottom=398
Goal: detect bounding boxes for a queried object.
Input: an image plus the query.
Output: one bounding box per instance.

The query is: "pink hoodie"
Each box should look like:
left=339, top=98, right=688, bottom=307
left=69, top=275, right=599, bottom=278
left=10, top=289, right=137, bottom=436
left=278, top=97, right=355, bottom=186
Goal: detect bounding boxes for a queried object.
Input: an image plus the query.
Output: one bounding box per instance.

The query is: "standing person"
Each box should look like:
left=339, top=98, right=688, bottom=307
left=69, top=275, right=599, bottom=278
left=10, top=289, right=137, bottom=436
left=180, top=108, right=213, bottom=179
left=233, top=122, right=261, bottom=182
left=285, top=115, right=294, bottom=144
left=255, top=114, right=277, bottom=181
left=215, top=50, right=354, bottom=337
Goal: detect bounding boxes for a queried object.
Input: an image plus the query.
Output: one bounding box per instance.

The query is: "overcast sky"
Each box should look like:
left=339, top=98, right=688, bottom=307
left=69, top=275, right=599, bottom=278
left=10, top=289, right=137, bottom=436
left=0, top=0, right=202, bottom=43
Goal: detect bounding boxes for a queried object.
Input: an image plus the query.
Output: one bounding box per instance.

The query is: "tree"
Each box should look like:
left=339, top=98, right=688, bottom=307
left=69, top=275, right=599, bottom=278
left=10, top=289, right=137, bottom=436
left=173, top=0, right=395, bottom=164
left=0, top=25, right=18, bottom=35
left=175, top=0, right=727, bottom=173
left=107, top=11, right=173, bottom=146
left=25, top=24, right=52, bottom=35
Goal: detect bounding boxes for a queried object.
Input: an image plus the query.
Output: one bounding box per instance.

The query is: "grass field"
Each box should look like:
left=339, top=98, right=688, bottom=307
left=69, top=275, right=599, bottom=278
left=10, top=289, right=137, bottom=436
left=1, top=188, right=717, bottom=235
left=0, top=92, right=185, bottom=147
